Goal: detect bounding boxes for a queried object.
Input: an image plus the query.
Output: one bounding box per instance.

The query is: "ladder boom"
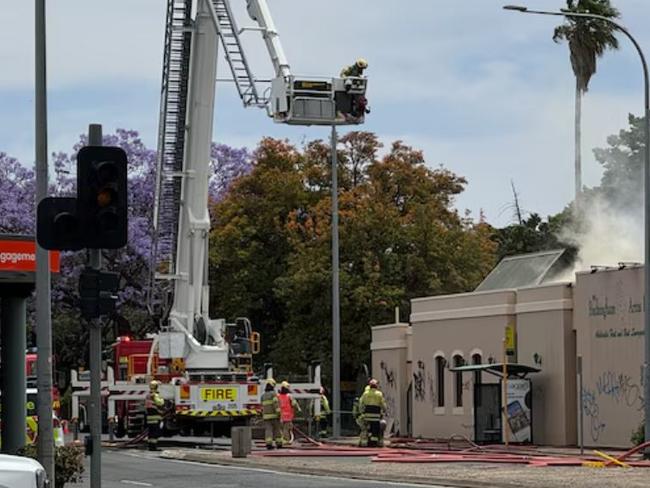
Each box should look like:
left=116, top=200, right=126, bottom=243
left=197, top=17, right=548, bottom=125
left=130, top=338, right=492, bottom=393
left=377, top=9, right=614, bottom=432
left=209, top=0, right=267, bottom=107
left=246, top=0, right=291, bottom=79
left=149, top=0, right=194, bottom=309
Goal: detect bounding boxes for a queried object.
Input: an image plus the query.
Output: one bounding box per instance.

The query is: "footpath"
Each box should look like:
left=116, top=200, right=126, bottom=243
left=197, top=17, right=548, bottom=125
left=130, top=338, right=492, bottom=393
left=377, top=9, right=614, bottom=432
left=160, top=445, right=650, bottom=488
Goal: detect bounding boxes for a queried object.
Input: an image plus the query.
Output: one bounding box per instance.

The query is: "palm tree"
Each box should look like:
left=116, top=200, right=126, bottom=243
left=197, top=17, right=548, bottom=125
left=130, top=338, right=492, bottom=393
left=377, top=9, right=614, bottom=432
left=553, top=0, right=620, bottom=205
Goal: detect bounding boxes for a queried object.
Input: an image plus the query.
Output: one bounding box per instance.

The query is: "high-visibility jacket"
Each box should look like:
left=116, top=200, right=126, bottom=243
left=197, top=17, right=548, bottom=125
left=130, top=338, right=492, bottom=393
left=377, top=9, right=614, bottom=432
left=320, top=394, right=331, bottom=415
left=340, top=64, right=364, bottom=78
left=278, top=392, right=301, bottom=422
left=145, top=391, right=164, bottom=424
left=359, top=388, right=386, bottom=422
left=261, top=390, right=280, bottom=420
left=26, top=416, right=38, bottom=445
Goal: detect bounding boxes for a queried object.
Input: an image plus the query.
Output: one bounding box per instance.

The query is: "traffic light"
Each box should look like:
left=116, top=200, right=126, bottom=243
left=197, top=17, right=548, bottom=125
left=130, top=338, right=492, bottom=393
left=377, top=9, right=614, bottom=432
left=37, top=197, right=83, bottom=251
left=79, top=268, right=120, bottom=320
left=77, top=146, right=128, bottom=249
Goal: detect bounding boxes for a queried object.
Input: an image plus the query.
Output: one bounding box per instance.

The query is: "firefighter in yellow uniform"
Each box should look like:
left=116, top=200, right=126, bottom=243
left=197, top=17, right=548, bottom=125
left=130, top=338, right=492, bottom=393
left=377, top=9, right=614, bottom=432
left=146, top=380, right=165, bottom=451
left=359, top=379, right=386, bottom=447
left=316, top=387, right=331, bottom=438
left=261, top=378, right=283, bottom=449
left=340, top=58, right=368, bottom=78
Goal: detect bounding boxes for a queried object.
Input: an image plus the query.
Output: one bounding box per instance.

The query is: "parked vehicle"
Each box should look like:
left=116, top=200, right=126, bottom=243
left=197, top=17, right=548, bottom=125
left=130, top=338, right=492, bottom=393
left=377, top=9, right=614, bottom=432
left=0, top=454, right=48, bottom=488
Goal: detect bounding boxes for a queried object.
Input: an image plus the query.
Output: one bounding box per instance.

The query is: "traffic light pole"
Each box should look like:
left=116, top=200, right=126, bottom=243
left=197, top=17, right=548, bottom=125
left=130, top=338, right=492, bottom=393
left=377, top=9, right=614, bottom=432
left=88, top=124, right=103, bottom=488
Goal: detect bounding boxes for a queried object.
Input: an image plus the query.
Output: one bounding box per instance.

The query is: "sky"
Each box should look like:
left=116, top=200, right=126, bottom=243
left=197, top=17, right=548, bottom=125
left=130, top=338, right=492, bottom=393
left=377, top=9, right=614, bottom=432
left=1, top=0, right=649, bottom=226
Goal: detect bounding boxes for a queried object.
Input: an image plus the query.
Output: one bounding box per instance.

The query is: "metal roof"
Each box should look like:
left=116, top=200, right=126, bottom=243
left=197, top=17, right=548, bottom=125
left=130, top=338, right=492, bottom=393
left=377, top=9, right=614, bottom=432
left=475, top=249, right=566, bottom=292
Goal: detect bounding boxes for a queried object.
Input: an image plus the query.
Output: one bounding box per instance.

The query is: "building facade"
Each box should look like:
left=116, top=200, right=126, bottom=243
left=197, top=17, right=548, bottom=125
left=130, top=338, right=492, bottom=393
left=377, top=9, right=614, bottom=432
left=371, top=265, right=645, bottom=448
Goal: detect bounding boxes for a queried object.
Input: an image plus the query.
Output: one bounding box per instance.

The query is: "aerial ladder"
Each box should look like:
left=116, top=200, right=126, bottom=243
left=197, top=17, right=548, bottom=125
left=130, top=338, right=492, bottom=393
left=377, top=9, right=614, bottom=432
left=149, top=0, right=368, bottom=377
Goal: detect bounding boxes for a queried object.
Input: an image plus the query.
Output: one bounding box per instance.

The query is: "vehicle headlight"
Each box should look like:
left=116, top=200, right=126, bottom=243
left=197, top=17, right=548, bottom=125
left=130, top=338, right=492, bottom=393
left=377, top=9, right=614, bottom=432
left=35, top=468, right=49, bottom=488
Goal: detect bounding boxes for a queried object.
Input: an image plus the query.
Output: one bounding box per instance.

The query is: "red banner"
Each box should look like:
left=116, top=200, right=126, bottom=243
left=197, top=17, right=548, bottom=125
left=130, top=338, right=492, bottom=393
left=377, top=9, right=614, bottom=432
left=0, top=239, right=60, bottom=273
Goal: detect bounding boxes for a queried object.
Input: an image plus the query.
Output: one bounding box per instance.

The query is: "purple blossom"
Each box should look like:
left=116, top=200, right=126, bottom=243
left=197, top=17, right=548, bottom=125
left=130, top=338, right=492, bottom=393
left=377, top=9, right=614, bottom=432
left=210, top=143, right=252, bottom=202
left=1, top=130, right=252, bottom=326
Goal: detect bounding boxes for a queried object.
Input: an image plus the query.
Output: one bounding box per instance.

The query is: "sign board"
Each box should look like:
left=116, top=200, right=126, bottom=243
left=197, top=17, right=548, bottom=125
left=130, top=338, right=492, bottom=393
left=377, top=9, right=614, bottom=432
left=504, top=323, right=517, bottom=357
left=0, top=237, right=60, bottom=274
left=504, top=378, right=532, bottom=443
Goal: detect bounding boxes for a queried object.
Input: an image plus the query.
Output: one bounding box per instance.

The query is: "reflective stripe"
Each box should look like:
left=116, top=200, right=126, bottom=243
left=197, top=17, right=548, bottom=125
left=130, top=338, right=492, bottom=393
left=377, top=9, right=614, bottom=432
left=177, top=409, right=258, bottom=418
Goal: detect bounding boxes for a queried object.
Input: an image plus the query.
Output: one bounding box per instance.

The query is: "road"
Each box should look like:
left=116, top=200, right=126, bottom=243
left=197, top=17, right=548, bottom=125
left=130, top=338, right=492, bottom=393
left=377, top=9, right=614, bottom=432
left=68, top=450, right=448, bottom=488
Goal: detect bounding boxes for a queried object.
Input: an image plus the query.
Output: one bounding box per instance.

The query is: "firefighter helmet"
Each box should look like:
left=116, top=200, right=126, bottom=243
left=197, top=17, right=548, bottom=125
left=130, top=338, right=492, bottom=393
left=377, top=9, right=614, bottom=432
left=356, top=58, right=368, bottom=69
left=149, top=380, right=161, bottom=391
left=281, top=381, right=290, bottom=389
left=267, top=378, right=276, bottom=387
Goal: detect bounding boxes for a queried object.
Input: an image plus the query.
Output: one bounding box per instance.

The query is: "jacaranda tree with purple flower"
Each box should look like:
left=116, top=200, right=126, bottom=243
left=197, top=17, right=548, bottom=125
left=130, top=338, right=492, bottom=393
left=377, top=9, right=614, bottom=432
left=0, top=129, right=251, bottom=371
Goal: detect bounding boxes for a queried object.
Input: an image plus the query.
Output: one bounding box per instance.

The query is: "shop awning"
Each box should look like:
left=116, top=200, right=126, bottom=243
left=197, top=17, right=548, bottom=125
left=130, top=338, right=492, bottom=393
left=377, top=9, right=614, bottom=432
left=449, top=363, right=541, bottom=379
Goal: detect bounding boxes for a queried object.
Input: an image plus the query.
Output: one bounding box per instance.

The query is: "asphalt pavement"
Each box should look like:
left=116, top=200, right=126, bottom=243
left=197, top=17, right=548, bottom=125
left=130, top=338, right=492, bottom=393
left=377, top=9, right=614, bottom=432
left=68, top=449, right=449, bottom=488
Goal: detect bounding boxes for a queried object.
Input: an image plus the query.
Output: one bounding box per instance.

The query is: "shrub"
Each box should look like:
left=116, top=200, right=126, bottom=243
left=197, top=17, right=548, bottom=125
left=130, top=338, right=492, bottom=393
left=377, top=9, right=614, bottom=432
left=631, top=422, right=645, bottom=446
left=18, top=444, right=85, bottom=488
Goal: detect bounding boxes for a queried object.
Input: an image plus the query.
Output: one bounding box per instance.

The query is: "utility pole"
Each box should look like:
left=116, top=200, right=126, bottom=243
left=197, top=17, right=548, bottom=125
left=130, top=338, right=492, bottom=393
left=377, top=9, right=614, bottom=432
left=88, top=124, right=103, bottom=488
left=331, top=125, right=341, bottom=438
left=35, top=0, right=55, bottom=480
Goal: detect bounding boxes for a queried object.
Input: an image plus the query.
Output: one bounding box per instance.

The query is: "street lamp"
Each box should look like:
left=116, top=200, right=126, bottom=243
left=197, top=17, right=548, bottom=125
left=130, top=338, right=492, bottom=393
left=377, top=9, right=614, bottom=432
left=504, top=4, right=650, bottom=454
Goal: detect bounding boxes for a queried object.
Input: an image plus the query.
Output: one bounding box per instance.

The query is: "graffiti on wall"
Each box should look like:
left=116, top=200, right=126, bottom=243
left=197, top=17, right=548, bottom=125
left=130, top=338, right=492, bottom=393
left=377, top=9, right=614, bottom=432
left=380, top=361, right=396, bottom=388
left=427, top=371, right=437, bottom=413
left=413, top=361, right=426, bottom=401
left=380, top=361, right=399, bottom=433
left=581, top=387, right=606, bottom=442
left=595, top=371, right=644, bottom=410
left=582, top=370, right=645, bottom=442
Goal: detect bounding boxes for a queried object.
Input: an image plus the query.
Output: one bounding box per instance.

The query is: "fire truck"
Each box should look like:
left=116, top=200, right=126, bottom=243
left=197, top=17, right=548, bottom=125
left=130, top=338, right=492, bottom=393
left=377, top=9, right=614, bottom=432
left=25, top=350, right=61, bottom=416
left=73, top=0, right=364, bottom=437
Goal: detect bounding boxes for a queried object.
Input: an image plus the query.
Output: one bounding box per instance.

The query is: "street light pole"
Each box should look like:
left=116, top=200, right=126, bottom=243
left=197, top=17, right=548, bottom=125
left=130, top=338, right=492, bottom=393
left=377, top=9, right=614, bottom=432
left=504, top=4, right=650, bottom=455
left=35, top=0, right=55, bottom=480
left=331, top=125, right=341, bottom=438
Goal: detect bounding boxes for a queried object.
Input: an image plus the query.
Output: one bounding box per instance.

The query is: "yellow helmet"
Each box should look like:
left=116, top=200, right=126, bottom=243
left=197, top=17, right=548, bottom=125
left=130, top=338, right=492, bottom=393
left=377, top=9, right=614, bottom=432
left=356, top=58, right=368, bottom=69
left=280, top=381, right=290, bottom=389
left=267, top=378, right=276, bottom=387
left=149, top=380, right=160, bottom=391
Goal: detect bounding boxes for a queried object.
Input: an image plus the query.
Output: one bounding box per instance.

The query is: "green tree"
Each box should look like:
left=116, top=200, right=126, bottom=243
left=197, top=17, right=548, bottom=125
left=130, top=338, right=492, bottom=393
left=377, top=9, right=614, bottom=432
left=272, top=141, right=496, bottom=376
left=592, top=113, right=645, bottom=212
left=493, top=212, right=574, bottom=261
left=553, top=0, right=620, bottom=202
left=209, top=138, right=308, bottom=359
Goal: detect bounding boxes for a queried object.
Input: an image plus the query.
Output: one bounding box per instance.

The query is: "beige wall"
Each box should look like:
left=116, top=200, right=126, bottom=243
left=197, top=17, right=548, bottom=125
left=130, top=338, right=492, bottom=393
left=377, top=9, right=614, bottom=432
left=370, top=323, right=410, bottom=435
left=371, top=266, right=645, bottom=447
left=574, top=266, right=645, bottom=448
left=517, top=283, right=576, bottom=446
left=409, top=290, right=515, bottom=439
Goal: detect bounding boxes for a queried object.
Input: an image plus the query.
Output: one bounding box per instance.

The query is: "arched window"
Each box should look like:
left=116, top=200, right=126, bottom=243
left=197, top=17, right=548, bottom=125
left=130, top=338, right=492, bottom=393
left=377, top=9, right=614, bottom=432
left=435, top=356, right=445, bottom=407
left=453, top=354, right=464, bottom=408
left=472, top=353, right=482, bottom=407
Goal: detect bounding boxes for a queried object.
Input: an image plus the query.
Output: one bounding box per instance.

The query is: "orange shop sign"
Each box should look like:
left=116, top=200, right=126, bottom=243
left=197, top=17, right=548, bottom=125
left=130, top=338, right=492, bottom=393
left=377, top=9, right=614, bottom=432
left=0, top=239, right=60, bottom=273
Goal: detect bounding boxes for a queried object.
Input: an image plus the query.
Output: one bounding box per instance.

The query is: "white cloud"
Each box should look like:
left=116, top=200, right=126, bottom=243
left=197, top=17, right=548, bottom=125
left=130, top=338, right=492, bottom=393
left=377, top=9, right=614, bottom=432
left=2, top=0, right=650, bottom=230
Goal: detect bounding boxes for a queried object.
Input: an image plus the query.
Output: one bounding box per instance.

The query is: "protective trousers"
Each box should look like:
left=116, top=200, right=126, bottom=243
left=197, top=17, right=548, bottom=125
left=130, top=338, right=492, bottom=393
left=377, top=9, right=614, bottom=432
left=281, top=421, right=294, bottom=444
left=264, top=418, right=283, bottom=448
left=367, top=419, right=381, bottom=447
left=318, top=416, right=328, bottom=438
left=357, top=417, right=368, bottom=447
left=147, top=416, right=161, bottom=450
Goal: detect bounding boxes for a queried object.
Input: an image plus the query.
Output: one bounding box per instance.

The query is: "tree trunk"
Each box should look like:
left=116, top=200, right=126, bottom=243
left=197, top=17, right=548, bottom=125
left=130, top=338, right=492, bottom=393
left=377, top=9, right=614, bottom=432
left=574, top=79, right=583, bottom=207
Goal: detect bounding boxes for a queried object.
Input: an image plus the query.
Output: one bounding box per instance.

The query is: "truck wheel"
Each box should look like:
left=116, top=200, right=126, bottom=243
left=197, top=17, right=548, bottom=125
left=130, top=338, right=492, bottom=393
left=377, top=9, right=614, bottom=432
left=115, top=417, right=126, bottom=439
